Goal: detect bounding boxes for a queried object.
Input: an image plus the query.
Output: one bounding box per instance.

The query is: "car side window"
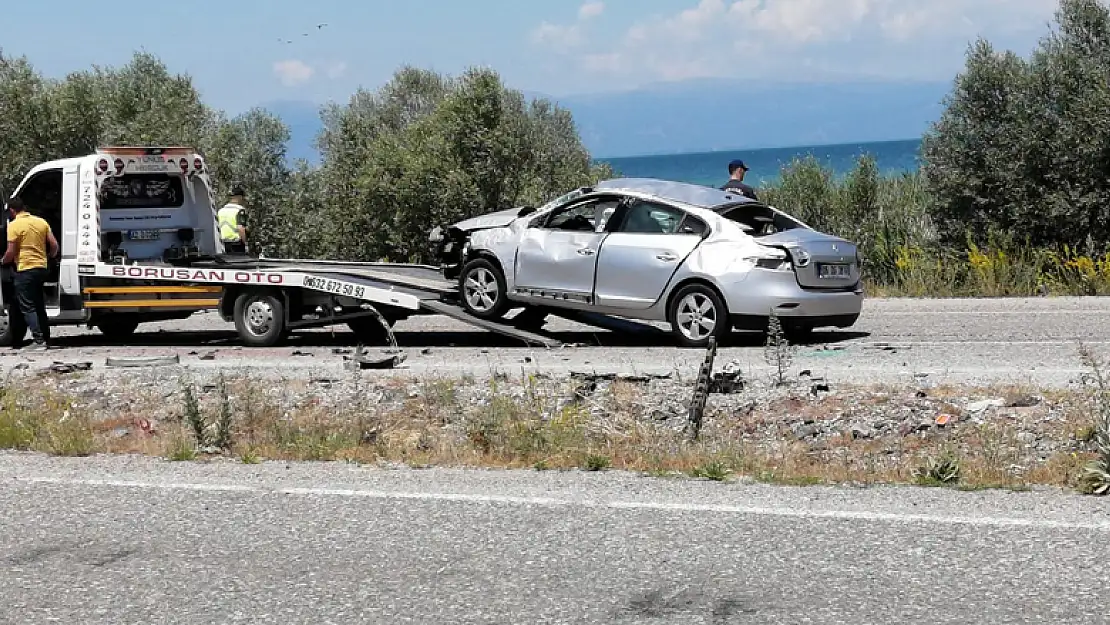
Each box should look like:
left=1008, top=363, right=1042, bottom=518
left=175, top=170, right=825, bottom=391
left=677, top=214, right=708, bottom=237
left=615, top=201, right=686, bottom=234
left=544, top=199, right=607, bottom=232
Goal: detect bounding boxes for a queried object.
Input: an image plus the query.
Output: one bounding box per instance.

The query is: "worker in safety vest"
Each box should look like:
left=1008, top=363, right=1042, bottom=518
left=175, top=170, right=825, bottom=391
left=217, top=186, right=250, bottom=255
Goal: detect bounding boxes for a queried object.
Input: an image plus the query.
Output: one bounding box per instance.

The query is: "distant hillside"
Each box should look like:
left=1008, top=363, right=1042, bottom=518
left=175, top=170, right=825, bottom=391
left=258, top=78, right=952, bottom=163
left=545, top=79, right=951, bottom=158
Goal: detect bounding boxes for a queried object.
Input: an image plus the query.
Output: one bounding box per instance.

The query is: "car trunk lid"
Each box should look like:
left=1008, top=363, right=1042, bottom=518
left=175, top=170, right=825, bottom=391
left=759, top=229, right=861, bottom=289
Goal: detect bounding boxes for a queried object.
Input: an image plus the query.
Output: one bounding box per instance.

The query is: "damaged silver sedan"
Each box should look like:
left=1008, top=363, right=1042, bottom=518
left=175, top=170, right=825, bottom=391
left=429, top=178, right=864, bottom=347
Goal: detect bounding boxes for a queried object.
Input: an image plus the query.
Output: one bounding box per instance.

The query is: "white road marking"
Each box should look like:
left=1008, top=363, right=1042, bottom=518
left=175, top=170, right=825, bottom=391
left=10, top=476, right=1110, bottom=531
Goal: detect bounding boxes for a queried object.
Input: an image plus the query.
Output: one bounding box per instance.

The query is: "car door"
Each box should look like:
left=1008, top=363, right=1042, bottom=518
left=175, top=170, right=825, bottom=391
left=513, top=197, right=618, bottom=304
left=593, top=200, right=707, bottom=309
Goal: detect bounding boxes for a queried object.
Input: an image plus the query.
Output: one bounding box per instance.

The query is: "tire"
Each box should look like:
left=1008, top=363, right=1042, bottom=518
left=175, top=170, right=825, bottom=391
left=95, top=317, right=140, bottom=341
left=347, top=314, right=395, bottom=346
left=667, top=283, right=732, bottom=348
left=459, top=257, right=510, bottom=320
left=233, top=290, right=287, bottom=347
left=0, top=308, right=27, bottom=348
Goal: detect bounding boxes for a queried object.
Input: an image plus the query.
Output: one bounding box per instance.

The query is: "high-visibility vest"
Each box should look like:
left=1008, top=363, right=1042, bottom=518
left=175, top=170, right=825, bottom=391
left=217, top=203, right=243, bottom=242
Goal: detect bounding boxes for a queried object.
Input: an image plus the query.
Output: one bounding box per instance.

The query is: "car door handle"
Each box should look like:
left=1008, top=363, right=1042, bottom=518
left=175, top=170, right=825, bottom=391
left=577, top=248, right=596, bottom=256
left=656, top=253, right=678, bottom=261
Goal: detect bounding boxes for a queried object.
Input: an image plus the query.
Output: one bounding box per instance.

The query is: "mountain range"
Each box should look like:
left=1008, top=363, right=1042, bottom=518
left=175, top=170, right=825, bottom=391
left=258, top=78, right=953, bottom=164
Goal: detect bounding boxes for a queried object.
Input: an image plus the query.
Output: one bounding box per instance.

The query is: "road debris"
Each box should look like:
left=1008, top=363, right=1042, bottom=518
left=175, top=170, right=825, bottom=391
left=48, top=361, right=93, bottom=374
left=343, top=344, right=407, bottom=370
left=105, top=355, right=180, bottom=368
left=686, top=338, right=717, bottom=440
left=708, top=360, right=745, bottom=394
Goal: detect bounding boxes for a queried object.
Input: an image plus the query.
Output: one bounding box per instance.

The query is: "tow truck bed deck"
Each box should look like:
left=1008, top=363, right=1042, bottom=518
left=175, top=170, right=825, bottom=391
left=187, top=257, right=566, bottom=347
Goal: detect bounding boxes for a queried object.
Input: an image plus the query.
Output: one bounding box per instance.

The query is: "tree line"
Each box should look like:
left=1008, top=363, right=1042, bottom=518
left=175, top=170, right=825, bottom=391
left=0, top=52, right=611, bottom=264
left=2, top=0, right=1110, bottom=271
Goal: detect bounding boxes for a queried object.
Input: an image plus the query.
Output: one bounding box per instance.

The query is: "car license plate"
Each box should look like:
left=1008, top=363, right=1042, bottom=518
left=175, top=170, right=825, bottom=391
left=128, top=229, right=161, bottom=241
left=817, top=263, right=850, bottom=279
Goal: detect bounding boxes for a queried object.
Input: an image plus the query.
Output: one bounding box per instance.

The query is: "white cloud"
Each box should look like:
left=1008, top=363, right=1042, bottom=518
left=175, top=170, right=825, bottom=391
left=326, top=61, right=348, bottom=79
left=530, top=2, right=606, bottom=53
left=531, top=0, right=1058, bottom=86
left=578, top=1, right=604, bottom=20
left=273, top=59, right=314, bottom=87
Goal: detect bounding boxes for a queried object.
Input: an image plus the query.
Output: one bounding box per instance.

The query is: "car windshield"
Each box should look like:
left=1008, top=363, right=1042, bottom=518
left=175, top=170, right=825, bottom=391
left=538, top=188, right=587, bottom=213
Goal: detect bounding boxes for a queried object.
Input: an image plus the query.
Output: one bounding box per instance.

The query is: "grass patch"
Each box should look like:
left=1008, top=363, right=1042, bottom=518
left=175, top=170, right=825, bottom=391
left=0, top=369, right=1105, bottom=494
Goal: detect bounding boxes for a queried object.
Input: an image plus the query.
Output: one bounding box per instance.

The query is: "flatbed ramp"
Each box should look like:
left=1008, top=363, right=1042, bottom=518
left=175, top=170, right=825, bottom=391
left=195, top=257, right=653, bottom=348
left=419, top=300, right=563, bottom=348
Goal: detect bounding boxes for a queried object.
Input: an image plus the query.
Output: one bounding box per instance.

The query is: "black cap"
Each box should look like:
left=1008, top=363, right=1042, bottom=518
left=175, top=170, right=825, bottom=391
left=728, top=159, right=748, bottom=174
left=231, top=186, right=245, bottom=196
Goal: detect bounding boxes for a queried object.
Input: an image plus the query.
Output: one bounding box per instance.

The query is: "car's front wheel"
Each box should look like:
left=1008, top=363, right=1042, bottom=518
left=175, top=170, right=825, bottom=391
left=459, top=257, right=510, bottom=320
left=668, top=284, right=732, bottom=348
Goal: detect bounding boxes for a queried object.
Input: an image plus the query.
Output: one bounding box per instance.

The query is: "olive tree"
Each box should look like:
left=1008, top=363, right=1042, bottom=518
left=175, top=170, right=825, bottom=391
left=922, top=0, right=1110, bottom=249
left=313, top=65, right=613, bottom=263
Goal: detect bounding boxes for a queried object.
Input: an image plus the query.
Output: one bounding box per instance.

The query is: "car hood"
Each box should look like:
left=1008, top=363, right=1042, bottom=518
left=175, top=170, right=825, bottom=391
left=451, top=207, right=523, bottom=232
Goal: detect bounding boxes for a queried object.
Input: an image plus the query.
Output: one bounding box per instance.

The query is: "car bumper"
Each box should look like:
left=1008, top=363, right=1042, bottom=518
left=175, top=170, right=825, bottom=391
left=720, top=269, right=864, bottom=329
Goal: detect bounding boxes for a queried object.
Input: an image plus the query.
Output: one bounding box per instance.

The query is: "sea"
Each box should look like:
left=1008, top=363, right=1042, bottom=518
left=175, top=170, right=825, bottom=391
left=595, top=138, right=923, bottom=188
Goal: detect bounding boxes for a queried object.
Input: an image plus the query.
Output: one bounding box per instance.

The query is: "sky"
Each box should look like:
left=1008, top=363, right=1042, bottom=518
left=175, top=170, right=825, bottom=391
left=1, top=0, right=1062, bottom=114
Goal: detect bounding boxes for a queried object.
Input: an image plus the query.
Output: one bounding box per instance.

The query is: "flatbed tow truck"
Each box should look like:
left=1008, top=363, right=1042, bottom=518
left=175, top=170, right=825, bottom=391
left=0, top=147, right=575, bottom=349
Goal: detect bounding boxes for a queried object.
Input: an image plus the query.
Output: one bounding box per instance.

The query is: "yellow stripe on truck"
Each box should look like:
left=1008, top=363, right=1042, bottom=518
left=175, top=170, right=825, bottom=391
left=83, top=285, right=224, bottom=295
left=83, top=299, right=221, bottom=308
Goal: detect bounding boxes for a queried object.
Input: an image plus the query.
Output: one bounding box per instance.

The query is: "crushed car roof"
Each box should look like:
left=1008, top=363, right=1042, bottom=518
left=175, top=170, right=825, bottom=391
left=593, top=177, right=760, bottom=210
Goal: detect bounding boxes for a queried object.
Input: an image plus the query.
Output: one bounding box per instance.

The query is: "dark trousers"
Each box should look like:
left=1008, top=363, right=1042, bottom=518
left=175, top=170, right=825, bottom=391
left=13, top=267, right=49, bottom=344
left=223, top=241, right=247, bottom=255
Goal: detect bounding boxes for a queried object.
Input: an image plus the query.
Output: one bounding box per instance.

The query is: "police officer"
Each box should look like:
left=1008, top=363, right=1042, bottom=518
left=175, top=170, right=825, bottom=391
left=217, top=186, right=250, bottom=255
left=720, top=159, right=759, bottom=200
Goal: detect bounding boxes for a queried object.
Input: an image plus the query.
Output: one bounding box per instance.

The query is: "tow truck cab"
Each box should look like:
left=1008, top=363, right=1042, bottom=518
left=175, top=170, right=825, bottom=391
left=1, top=147, right=225, bottom=334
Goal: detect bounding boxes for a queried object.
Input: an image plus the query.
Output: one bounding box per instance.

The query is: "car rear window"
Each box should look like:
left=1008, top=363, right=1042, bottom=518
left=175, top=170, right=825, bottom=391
left=99, top=174, right=185, bottom=209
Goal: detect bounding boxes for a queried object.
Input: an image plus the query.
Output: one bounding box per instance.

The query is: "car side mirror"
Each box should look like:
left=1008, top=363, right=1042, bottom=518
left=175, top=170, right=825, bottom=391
left=517, top=206, right=536, bottom=217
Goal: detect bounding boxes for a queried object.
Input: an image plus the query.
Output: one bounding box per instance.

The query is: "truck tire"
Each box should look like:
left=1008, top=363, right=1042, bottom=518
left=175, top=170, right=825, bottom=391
left=459, top=257, right=510, bottom=320
left=95, top=317, right=140, bottom=341
left=233, top=290, right=287, bottom=347
left=0, top=310, right=27, bottom=348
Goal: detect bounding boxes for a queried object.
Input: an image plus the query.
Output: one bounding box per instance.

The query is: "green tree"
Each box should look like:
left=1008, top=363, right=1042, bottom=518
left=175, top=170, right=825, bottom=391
left=313, top=65, right=612, bottom=263
left=0, top=50, right=56, bottom=196
left=203, top=108, right=292, bottom=254
left=922, top=0, right=1110, bottom=250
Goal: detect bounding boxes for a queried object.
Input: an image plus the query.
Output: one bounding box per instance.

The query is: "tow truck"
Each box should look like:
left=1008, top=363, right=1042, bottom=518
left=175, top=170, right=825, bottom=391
left=0, top=147, right=566, bottom=349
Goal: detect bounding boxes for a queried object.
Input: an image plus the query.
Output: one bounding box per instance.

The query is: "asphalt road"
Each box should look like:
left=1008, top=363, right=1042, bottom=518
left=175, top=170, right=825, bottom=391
left=5, top=296, right=1110, bottom=387
left=1, top=453, right=1108, bottom=624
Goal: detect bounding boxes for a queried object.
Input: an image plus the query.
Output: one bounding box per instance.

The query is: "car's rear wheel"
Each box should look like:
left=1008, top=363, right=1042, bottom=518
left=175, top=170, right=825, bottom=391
left=459, top=258, right=510, bottom=320
left=668, top=284, right=732, bottom=348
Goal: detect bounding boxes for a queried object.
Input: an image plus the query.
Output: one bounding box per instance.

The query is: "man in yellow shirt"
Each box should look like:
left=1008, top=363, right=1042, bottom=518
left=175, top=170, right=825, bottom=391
left=3, top=197, right=59, bottom=350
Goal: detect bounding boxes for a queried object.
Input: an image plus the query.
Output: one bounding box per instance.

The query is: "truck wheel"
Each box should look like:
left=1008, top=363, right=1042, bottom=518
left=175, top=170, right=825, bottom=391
left=668, top=283, right=732, bottom=348
left=0, top=310, right=27, bottom=348
left=459, top=257, right=510, bottom=320
left=95, top=317, right=140, bottom=341
left=233, top=291, right=287, bottom=347
left=347, top=314, right=396, bottom=346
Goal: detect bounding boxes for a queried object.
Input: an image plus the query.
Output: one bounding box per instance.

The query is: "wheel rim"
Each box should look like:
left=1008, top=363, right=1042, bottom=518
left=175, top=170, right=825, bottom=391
left=464, top=267, right=500, bottom=312
left=675, top=292, right=717, bottom=341
left=245, top=299, right=274, bottom=336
